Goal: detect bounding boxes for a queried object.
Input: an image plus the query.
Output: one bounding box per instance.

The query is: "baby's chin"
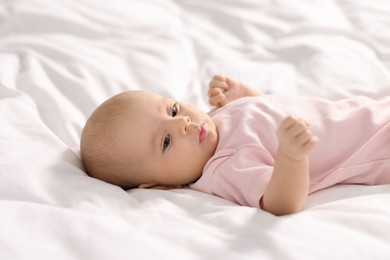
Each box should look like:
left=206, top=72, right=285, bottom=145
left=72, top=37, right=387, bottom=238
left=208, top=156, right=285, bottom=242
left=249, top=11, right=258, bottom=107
left=181, top=169, right=204, bottom=185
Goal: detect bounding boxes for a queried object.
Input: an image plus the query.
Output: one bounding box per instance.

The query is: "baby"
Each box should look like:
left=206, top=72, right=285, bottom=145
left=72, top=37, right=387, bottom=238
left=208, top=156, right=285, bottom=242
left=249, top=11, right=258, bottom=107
left=80, top=75, right=390, bottom=216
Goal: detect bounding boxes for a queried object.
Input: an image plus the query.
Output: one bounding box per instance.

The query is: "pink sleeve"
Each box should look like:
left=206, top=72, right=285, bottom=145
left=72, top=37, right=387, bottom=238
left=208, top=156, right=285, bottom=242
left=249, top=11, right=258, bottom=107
left=210, top=146, right=274, bottom=208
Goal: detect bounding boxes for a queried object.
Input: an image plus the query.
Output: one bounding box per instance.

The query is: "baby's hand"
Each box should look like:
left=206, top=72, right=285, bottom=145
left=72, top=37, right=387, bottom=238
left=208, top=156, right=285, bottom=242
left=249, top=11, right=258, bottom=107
left=277, top=116, right=319, bottom=161
left=208, top=75, right=250, bottom=107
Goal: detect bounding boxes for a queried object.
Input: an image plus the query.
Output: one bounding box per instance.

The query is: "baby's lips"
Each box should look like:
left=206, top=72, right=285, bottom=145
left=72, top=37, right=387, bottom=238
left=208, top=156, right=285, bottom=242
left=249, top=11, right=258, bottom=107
left=199, top=124, right=208, bottom=143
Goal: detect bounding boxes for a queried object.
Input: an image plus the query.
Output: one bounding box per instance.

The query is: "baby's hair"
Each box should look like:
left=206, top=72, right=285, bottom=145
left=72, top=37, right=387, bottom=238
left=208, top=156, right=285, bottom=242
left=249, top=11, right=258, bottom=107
left=80, top=92, right=143, bottom=189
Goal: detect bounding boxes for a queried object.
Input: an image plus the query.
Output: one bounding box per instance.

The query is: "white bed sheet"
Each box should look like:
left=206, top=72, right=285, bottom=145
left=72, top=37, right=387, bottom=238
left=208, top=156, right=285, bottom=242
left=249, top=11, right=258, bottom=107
left=1, top=0, right=390, bottom=259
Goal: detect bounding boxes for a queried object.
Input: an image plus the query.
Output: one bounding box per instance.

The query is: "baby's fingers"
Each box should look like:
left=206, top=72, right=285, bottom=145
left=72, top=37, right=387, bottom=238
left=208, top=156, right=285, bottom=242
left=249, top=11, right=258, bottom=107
left=209, top=79, right=229, bottom=92
left=304, top=136, right=319, bottom=151
left=297, top=131, right=319, bottom=151
left=208, top=88, right=226, bottom=107
left=208, top=87, right=221, bottom=98
left=212, top=74, right=226, bottom=82
left=278, top=115, right=319, bottom=160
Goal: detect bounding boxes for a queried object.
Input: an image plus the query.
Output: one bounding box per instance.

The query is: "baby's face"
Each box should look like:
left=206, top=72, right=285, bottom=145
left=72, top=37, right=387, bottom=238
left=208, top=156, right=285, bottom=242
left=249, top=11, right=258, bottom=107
left=113, top=91, right=219, bottom=188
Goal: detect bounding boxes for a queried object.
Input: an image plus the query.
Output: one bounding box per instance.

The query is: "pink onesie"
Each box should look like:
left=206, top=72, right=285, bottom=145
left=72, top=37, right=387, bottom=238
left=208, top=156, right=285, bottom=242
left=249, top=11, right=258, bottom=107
left=189, top=95, right=390, bottom=208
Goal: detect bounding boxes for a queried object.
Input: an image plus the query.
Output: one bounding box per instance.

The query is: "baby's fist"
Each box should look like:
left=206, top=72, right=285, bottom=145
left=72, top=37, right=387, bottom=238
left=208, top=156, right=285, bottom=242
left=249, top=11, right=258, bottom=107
left=277, top=116, right=319, bottom=161
left=208, top=75, right=247, bottom=107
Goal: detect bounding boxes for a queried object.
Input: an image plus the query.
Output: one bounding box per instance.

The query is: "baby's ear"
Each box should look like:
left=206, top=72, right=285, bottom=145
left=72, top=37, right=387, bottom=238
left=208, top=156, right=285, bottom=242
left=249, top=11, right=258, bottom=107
left=138, top=183, right=182, bottom=190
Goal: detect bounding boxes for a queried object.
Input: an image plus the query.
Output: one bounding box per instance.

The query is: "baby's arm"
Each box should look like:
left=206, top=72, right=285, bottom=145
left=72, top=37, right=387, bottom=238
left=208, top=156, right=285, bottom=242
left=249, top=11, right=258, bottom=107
left=208, top=75, right=263, bottom=107
left=261, top=116, right=318, bottom=216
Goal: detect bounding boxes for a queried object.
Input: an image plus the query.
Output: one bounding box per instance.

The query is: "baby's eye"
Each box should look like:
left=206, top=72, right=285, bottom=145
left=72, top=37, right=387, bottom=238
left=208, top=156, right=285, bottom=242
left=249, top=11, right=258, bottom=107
left=163, top=134, right=171, bottom=152
left=171, top=104, right=178, bottom=117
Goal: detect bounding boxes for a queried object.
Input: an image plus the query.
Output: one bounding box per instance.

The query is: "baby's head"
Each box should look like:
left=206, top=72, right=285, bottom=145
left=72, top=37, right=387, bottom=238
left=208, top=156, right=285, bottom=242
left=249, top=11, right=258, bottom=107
left=80, top=90, right=219, bottom=189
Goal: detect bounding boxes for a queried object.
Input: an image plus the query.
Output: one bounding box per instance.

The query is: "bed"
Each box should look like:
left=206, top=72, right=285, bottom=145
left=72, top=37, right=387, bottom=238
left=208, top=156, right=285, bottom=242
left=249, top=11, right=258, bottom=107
left=1, top=0, right=390, bottom=259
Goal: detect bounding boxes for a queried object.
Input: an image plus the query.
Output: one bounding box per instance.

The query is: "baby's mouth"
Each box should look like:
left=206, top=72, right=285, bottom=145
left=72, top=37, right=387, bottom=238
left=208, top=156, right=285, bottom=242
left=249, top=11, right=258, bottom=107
left=199, top=124, right=208, bottom=143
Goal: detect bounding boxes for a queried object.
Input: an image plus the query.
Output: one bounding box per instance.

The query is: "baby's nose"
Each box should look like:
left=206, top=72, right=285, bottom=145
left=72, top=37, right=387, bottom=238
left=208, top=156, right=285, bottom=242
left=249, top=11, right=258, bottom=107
left=183, top=116, right=191, bottom=124
left=176, top=116, right=191, bottom=135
